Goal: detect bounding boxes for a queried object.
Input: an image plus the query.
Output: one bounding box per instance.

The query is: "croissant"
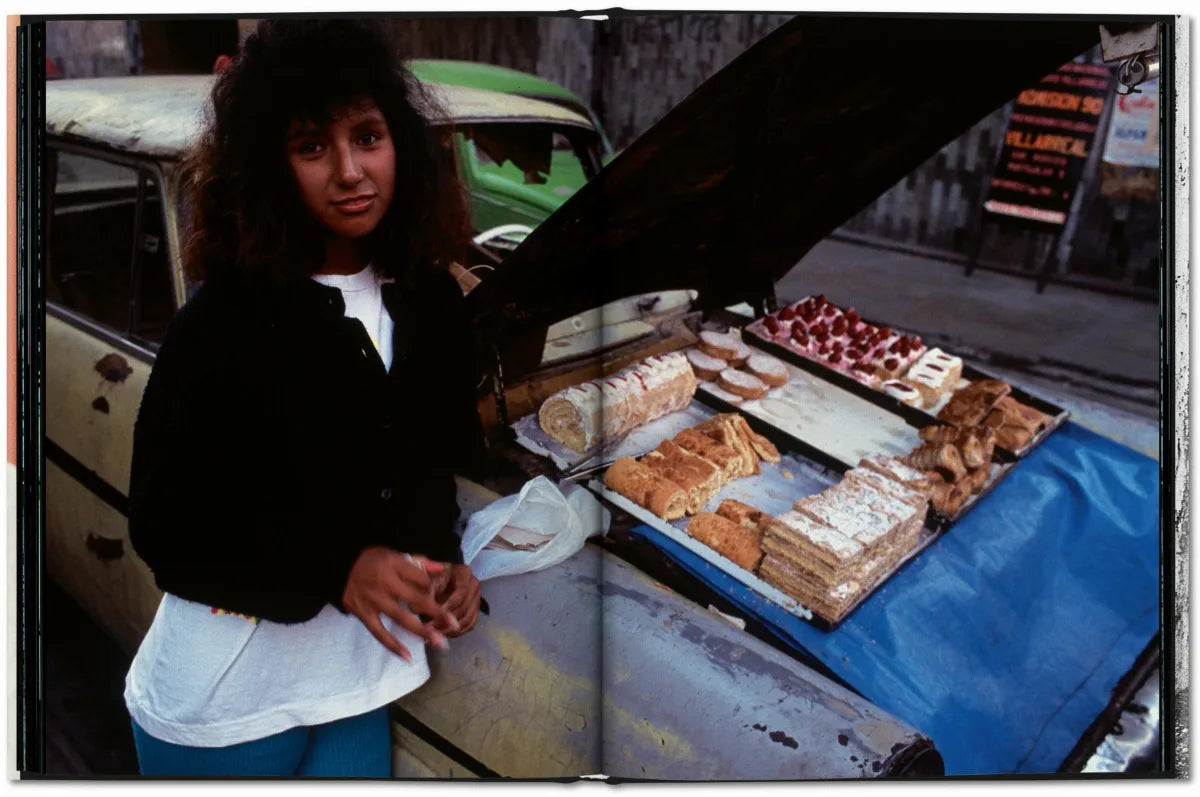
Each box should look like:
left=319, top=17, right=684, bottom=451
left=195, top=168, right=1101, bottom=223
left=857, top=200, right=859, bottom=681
left=917, top=425, right=960, bottom=443
left=965, top=465, right=990, bottom=493
left=918, top=424, right=992, bottom=469
left=956, top=431, right=988, bottom=470
left=929, top=480, right=970, bottom=515
left=903, top=442, right=967, bottom=483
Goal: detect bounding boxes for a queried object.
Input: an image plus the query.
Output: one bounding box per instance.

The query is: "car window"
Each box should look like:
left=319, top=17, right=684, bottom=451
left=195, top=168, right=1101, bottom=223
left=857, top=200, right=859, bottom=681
left=467, top=128, right=589, bottom=193
left=47, top=150, right=176, bottom=345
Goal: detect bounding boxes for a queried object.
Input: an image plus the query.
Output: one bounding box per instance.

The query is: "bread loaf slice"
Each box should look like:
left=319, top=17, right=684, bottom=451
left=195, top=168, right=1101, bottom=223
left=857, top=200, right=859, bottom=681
left=685, top=512, right=764, bottom=571
left=674, top=428, right=743, bottom=482
left=694, top=415, right=760, bottom=476
left=731, top=414, right=781, bottom=463
left=715, top=498, right=769, bottom=535
left=603, top=457, right=687, bottom=520
left=643, top=440, right=724, bottom=514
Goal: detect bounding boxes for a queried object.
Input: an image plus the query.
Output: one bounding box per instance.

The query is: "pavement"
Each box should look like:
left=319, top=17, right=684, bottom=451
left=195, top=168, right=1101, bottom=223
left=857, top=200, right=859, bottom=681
left=775, top=238, right=1162, bottom=460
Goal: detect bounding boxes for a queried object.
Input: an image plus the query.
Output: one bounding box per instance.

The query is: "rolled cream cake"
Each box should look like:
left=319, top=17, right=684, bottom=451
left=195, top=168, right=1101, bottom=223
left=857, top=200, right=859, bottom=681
left=537, top=352, right=698, bottom=452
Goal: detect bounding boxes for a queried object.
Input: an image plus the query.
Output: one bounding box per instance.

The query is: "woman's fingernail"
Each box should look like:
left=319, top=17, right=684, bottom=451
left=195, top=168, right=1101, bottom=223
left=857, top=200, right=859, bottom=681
left=447, top=614, right=461, bottom=632
left=431, top=632, right=448, bottom=650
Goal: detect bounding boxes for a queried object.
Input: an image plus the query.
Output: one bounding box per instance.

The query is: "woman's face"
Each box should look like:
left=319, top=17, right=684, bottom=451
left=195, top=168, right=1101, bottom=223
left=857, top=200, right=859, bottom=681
left=285, top=99, right=397, bottom=241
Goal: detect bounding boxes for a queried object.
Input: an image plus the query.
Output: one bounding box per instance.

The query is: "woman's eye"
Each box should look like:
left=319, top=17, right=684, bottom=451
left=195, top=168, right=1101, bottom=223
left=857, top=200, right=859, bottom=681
left=296, top=141, right=324, bottom=156
left=357, top=133, right=380, bottom=146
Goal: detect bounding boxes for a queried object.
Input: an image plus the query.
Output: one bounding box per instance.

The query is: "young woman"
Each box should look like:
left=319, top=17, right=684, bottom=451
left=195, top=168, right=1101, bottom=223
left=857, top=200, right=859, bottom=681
left=124, top=19, right=484, bottom=777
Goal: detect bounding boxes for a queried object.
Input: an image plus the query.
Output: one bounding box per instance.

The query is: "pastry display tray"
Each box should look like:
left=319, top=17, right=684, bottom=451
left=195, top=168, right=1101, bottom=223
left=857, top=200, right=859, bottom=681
left=741, top=319, right=1069, bottom=459
left=694, top=366, right=1016, bottom=531
left=588, top=456, right=941, bottom=630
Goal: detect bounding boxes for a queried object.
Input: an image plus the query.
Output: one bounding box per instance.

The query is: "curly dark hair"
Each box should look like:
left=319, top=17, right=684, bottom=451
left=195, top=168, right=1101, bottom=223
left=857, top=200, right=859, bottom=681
left=179, top=19, right=470, bottom=287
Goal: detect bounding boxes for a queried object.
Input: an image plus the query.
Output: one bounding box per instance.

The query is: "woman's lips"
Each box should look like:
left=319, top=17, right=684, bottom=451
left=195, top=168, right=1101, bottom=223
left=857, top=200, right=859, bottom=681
left=333, top=195, right=376, bottom=214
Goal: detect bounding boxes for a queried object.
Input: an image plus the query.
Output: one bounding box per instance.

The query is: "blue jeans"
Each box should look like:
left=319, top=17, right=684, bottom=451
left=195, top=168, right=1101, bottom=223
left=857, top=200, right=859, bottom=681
left=130, top=705, right=391, bottom=777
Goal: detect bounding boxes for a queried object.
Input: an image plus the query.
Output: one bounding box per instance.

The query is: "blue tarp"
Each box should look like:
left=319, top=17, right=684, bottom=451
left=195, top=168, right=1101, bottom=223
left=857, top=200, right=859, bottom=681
left=628, top=422, right=1160, bottom=775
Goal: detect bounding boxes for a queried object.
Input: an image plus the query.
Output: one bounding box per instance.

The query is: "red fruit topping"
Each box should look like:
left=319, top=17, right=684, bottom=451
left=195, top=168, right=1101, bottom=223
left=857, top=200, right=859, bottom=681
left=832, top=318, right=848, bottom=335
left=810, top=322, right=826, bottom=336
left=832, top=341, right=844, bottom=353
left=779, top=306, right=796, bottom=321
left=881, top=327, right=892, bottom=337
left=846, top=308, right=859, bottom=323
left=912, top=335, right=923, bottom=347
left=885, top=357, right=899, bottom=371
left=889, top=340, right=902, bottom=353
left=763, top=316, right=781, bottom=334
left=846, top=349, right=863, bottom=360
left=822, top=305, right=837, bottom=317
left=816, top=332, right=831, bottom=344
left=828, top=352, right=842, bottom=364
left=815, top=294, right=827, bottom=306
left=791, top=324, right=807, bottom=341
left=818, top=343, right=831, bottom=355
left=795, top=334, right=811, bottom=347
left=853, top=361, right=874, bottom=372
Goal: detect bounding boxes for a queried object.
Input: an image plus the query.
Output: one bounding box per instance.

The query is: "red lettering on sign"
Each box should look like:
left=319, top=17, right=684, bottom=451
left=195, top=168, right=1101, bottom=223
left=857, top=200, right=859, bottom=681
left=1118, top=93, right=1156, bottom=114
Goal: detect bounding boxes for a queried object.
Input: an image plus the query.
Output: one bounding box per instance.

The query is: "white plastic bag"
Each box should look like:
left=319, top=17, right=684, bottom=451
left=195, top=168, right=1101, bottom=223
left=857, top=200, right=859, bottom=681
left=461, top=476, right=610, bottom=581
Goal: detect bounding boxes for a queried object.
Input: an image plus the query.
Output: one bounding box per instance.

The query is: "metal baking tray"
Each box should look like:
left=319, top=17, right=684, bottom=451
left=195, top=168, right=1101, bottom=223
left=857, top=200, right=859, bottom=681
left=537, top=375, right=983, bottom=626
left=588, top=462, right=941, bottom=630
left=741, top=318, right=1069, bottom=458
left=694, top=361, right=1016, bottom=531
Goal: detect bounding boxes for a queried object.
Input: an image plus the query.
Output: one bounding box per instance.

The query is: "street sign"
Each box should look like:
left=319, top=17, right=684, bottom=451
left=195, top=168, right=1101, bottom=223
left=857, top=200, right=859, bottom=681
left=983, top=61, right=1113, bottom=226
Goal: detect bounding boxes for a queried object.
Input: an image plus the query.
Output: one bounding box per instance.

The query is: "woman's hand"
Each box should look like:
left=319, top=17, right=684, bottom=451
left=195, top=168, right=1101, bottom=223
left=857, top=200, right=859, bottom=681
left=342, top=546, right=460, bottom=660
left=433, top=563, right=482, bottom=637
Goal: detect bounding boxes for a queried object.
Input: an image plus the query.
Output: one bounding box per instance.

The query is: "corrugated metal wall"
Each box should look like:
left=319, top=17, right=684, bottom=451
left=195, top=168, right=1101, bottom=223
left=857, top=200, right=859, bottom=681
left=47, top=15, right=1160, bottom=294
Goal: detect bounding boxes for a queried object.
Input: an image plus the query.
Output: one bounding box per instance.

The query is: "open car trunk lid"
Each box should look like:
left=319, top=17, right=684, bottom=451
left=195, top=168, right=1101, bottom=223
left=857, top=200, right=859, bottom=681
left=465, top=14, right=1100, bottom=379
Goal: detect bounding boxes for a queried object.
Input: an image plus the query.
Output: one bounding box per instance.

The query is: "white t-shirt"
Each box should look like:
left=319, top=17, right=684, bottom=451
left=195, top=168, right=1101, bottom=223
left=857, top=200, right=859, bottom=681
left=125, top=265, right=430, bottom=748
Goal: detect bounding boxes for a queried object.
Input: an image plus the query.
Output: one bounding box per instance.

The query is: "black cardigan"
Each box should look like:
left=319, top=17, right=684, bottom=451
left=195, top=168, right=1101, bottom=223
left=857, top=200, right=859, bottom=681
left=128, top=267, right=485, bottom=624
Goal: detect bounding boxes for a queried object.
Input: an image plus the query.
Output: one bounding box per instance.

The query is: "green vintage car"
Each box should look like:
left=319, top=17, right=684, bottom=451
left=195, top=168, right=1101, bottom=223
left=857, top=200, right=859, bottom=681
left=408, top=58, right=614, bottom=155
left=409, top=60, right=608, bottom=253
